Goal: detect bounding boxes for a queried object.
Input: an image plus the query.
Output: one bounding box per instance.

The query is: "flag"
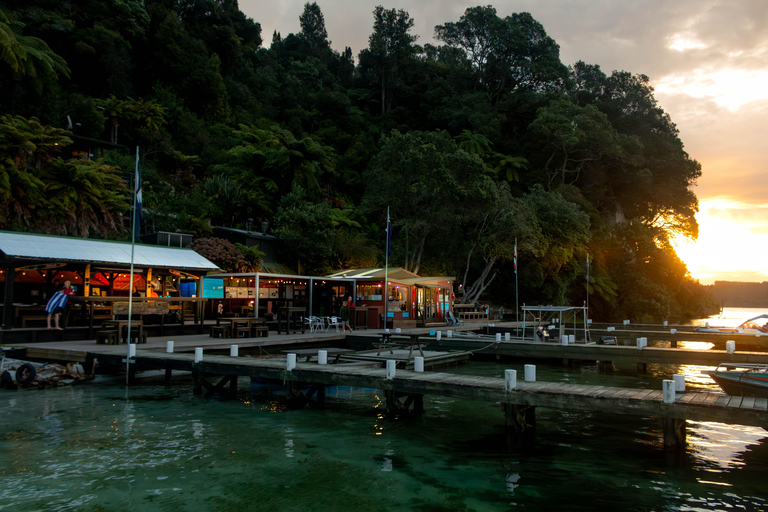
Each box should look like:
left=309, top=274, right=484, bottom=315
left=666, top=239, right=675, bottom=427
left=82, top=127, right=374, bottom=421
left=586, top=253, right=590, bottom=285
left=513, top=238, right=517, bottom=274
left=134, top=147, right=142, bottom=237
left=385, top=211, right=392, bottom=258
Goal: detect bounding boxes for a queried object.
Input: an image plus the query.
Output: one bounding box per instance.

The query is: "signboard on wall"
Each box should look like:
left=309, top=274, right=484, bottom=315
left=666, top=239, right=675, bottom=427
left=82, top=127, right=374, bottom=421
left=203, top=278, right=224, bottom=298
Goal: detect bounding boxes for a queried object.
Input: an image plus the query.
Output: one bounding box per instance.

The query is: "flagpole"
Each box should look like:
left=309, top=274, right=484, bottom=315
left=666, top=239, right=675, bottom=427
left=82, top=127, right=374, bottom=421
left=126, top=146, right=139, bottom=385
left=384, top=207, right=390, bottom=332
left=585, top=253, right=590, bottom=343
left=514, top=238, right=519, bottom=336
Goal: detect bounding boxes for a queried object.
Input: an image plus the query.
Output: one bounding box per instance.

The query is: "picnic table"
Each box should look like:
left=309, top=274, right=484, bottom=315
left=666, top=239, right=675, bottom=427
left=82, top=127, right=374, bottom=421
left=377, top=332, right=426, bottom=358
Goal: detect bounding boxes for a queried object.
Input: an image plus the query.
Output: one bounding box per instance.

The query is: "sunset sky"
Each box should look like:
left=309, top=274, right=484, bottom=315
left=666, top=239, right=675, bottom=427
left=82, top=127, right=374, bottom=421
left=240, top=0, right=768, bottom=285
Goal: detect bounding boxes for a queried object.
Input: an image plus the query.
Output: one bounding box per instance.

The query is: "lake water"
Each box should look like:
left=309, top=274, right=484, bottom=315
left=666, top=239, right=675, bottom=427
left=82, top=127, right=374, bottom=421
left=2, top=308, right=768, bottom=511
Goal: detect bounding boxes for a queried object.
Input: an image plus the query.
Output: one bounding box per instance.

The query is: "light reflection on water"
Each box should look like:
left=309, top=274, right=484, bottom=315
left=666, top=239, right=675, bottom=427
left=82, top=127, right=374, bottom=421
left=0, top=361, right=766, bottom=511
left=694, top=306, right=768, bottom=328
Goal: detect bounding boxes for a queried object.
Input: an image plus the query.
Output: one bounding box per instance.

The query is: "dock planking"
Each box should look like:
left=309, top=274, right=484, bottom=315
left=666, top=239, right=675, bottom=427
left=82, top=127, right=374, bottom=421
left=88, top=347, right=768, bottom=431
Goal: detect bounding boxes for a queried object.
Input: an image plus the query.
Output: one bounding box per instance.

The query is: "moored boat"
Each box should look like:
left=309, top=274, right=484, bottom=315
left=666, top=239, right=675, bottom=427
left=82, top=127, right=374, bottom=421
left=692, top=314, right=768, bottom=336
left=702, top=363, right=768, bottom=398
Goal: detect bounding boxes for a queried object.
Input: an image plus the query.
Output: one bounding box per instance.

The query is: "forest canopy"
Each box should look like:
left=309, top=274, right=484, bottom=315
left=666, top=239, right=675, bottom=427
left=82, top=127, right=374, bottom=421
left=0, top=1, right=713, bottom=322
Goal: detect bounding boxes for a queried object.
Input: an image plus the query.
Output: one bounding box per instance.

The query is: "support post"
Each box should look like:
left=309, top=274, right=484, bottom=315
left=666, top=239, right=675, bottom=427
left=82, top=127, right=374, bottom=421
left=2, top=266, right=15, bottom=329
left=385, top=389, right=397, bottom=420
left=504, top=404, right=536, bottom=432
left=229, top=375, right=237, bottom=399
left=192, top=369, right=202, bottom=395
left=662, top=417, right=686, bottom=450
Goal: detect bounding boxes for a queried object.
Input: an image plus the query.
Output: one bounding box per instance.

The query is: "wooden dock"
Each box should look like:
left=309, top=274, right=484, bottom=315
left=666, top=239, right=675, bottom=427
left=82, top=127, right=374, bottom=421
left=426, top=335, right=768, bottom=369
left=82, top=345, right=768, bottom=450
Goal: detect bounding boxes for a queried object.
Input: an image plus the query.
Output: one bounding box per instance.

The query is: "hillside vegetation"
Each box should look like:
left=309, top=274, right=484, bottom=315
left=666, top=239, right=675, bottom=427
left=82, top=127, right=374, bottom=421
left=0, top=1, right=714, bottom=321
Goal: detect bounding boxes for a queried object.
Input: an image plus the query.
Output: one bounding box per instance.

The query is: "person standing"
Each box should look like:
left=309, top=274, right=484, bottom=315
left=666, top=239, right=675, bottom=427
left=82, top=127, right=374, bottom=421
left=340, top=295, right=353, bottom=333
left=46, top=281, right=73, bottom=330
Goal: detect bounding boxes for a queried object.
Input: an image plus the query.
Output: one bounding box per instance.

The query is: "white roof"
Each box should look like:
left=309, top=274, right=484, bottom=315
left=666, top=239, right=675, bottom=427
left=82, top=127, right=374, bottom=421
left=0, top=231, right=218, bottom=270
left=522, top=306, right=584, bottom=312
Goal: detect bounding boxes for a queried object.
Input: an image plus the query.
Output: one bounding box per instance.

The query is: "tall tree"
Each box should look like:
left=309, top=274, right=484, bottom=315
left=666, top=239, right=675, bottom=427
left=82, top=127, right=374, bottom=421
left=299, top=2, right=330, bottom=51
left=363, top=130, right=487, bottom=274
left=435, top=7, right=568, bottom=103
left=358, top=6, right=418, bottom=114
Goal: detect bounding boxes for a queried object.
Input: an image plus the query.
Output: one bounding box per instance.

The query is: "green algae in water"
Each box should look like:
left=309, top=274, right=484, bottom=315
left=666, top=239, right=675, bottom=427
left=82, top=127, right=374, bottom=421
left=1, top=362, right=767, bottom=511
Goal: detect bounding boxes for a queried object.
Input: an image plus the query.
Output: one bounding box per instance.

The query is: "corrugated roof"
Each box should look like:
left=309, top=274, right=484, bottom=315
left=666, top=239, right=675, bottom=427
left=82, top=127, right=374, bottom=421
left=0, top=231, right=219, bottom=270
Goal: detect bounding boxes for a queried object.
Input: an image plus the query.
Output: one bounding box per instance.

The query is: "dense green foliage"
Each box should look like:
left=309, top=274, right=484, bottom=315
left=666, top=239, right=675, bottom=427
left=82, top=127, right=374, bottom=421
left=0, top=1, right=714, bottom=321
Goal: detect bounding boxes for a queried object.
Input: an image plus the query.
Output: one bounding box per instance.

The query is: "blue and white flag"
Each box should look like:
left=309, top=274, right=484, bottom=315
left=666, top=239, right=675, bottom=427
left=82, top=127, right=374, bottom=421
left=134, top=147, right=142, bottom=237
left=514, top=238, right=517, bottom=274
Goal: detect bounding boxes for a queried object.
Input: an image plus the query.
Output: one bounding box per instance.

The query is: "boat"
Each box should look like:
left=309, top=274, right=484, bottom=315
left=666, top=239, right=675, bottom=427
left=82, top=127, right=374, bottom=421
left=692, top=314, right=768, bottom=336
left=702, top=363, right=768, bottom=397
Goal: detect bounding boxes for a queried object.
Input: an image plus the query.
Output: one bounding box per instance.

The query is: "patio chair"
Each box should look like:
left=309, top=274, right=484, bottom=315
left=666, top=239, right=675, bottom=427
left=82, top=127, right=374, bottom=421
left=307, top=316, right=324, bottom=333
left=326, top=316, right=341, bottom=332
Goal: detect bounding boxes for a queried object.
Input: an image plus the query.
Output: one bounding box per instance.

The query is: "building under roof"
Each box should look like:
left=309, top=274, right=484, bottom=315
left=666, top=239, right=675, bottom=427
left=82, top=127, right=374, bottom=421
left=0, top=231, right=218, bottom=329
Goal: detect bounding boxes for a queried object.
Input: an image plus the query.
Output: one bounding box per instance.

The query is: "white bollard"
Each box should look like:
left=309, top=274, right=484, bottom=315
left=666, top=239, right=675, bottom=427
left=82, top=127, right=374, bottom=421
left=505, top=333, right=510, bottom=341
left=663, top=321, right=668, bottom=327
left=395, top=327, right=401, bottom=334
left=166, top=340, right=174, bottom=353
left=230, top=345, right=239, bottom=357
left=505, top=369, right=517, bottom=390
left=436, top=331, right=442, bottom=341
left=569, top=334, right=575, bottom=344
left=561, top=335, right=568, bottom=346
left=128, top=343, right=136, bottom=358
left=286, top=353, right=296, bottom=371
left=194, top=347, right=203, bottom=363
left=726, top=340, right=736, bottom=354
left=318, top=349, right=328, bottom=365
left=672, top=374, right=685, bottom=392
left=524, top=364, right=536, bottom=382
left=447, top=330, right=453, bottom=337
left=624, top=319, right=630, bottom=325
left=386, top=360, right=396, bottom=379
left=662, top=379, right=676, bottom=403
left=607, top=326, right=615, bottom=332
left=670, top=328, right=676, bottom=334
left=637, top=337, right=647, bottom=349
left=496, top=333, right=502, bottom=342
left=414, top=356, right=424, bottom=372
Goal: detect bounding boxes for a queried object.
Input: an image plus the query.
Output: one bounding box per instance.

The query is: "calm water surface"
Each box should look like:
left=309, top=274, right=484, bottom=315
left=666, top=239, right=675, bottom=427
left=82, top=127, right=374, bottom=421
left=2, top=357, right=768, bottom=511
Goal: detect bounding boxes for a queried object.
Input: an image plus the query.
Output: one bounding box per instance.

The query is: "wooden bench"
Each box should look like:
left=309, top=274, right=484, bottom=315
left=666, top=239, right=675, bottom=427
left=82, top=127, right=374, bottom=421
left=96, top=330, right=118, bottom=345
left=234, top=326, right=251, bottom=338
left=210, top=325, right=230, bottom=338
left=252, top=326, right=269, bottom=338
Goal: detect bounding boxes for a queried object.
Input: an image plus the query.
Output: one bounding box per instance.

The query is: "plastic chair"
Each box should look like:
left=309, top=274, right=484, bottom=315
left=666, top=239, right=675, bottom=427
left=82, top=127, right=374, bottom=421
left=308, top=316, right=324, bottom=333
left=327, top=316, right=340, bottom=332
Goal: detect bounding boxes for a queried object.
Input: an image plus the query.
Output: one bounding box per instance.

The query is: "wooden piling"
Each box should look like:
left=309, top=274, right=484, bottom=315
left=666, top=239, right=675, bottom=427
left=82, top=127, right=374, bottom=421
left=662, top=417, right=686, bottom=450
left=504, top=404, right=536, bottom=432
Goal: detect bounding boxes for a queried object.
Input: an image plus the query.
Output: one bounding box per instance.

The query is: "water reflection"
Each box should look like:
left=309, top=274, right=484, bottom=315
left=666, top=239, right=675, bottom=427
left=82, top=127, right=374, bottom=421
left=1, top=364, right=768, bottom=511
